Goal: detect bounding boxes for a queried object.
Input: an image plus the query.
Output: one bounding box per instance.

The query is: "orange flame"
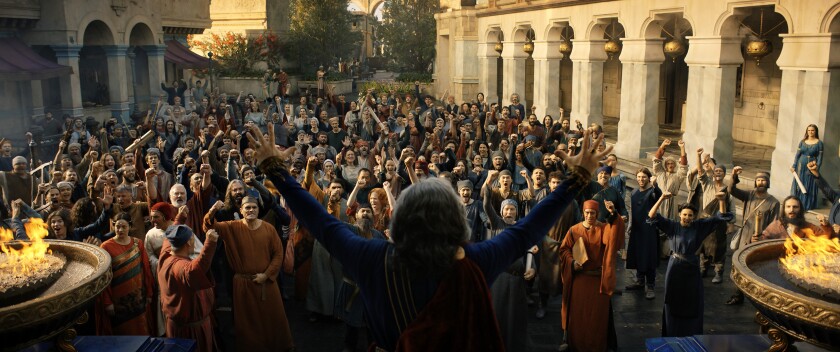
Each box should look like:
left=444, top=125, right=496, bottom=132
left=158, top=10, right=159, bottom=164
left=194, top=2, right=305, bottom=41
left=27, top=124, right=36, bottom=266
left=780, top=232, right=840, bottom=286
left=0, top=218, right=52, bottom=275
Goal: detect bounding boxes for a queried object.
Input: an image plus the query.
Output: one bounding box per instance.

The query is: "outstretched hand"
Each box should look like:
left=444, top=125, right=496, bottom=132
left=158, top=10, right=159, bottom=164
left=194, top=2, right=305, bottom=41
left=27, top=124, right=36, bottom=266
left=245, top=123, right=296, bottom=166
left=555, top=130, right=613, bottom=176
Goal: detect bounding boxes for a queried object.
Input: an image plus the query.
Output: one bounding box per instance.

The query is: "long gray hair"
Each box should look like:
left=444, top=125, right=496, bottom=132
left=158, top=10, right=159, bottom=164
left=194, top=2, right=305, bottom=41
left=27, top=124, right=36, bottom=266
left=389, top=178, right=470, bottom=278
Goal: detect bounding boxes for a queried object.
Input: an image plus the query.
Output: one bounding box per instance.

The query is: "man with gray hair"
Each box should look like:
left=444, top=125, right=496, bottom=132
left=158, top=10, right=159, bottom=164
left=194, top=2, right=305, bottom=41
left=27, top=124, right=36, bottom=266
left=244, top=123, right=611, bottom=351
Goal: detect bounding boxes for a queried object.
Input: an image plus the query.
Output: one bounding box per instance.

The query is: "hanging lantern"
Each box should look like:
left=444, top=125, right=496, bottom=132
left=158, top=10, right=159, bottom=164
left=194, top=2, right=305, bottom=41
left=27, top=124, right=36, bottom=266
left=604, top=40, right=621, bottom=60
left=663, top=39, right=686, bottom=62
left=494, top=42, right=503, bottom=55
left=523, top=40, right=534, bottom=55
left=745, top=38, right=773, bottom=65
left=559, top=40, right=572, bottom=56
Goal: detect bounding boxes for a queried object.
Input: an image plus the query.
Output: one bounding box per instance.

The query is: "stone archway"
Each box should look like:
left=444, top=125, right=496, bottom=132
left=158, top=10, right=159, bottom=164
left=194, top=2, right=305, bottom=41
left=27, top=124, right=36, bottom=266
left=79, top=20, right=115, bottom=107
left=129, top=23, right=156, bottom=111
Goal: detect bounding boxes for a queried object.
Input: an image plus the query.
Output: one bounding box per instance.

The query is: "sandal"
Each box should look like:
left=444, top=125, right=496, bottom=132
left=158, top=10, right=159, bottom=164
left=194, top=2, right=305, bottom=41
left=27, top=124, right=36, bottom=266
left=725, top=295, right=744, bottom=305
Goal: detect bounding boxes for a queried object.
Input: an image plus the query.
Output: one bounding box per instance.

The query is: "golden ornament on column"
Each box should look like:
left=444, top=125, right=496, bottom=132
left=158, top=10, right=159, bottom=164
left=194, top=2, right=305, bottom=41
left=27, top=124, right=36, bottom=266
left=494, top=42, right=503, bottom=55
left=559, top=40, right=572, bottom=56
left=663, top=39, right=686, bottom=62
left=523, top=40, right=534, bottom=55
left=604, top=40, right=621, bottom=60
left=745, top=38, right=773, bottom=65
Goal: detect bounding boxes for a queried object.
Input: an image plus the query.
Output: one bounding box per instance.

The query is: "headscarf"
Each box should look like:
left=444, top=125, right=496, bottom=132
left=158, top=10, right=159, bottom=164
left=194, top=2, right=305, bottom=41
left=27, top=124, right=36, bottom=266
left=583, top=200, right=599, bottom=212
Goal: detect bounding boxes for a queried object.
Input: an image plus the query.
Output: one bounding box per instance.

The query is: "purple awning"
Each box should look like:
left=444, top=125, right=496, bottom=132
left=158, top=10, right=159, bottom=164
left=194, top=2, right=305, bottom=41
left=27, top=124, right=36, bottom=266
left=0, top=37, right=72, bottom=81
left=164, top=40, right=210, bottom=69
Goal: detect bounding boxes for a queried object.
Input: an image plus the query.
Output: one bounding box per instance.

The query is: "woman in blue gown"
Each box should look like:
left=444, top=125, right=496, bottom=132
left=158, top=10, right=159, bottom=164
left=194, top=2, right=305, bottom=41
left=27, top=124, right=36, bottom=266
left=791, top=124, right=823, bottom=210
left=647, top=189, right=733, bottom=337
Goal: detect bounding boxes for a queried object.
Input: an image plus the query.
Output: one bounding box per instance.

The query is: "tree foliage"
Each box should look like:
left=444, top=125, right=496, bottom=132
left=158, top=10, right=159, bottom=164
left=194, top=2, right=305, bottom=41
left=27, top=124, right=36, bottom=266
left=288, top=0, right=361, bottom=74
left=378, top=0, right=439, bottom=73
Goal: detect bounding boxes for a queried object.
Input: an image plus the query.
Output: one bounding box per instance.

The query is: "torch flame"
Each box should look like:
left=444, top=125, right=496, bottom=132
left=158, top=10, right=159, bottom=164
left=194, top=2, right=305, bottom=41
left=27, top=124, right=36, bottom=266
left=780, top=232, right=840, bottom=287
left=0, top=218, right=52, bottom=276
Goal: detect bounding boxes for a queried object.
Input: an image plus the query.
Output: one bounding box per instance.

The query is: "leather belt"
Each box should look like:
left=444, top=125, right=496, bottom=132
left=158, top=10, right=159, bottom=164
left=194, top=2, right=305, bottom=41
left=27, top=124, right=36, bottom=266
left=235, top=273, right=266, bottom=301
left=168, top=315, right=209, bottom=328
left=580, top=269, right=602, bottom=276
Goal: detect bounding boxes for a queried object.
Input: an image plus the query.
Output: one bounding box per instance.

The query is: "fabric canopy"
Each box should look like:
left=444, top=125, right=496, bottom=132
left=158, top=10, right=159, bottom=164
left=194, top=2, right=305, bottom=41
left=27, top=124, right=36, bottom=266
left=0, top=37, right=72, bottom=81
left=164, top=40, right=210, bottom=69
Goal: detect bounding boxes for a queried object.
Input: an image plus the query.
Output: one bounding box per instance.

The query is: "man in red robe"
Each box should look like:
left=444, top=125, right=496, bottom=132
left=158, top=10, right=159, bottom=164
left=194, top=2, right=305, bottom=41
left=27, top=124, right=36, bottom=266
left=559, top=199, right=625, bottom=352
left=158, top=225, right=218, bottom=352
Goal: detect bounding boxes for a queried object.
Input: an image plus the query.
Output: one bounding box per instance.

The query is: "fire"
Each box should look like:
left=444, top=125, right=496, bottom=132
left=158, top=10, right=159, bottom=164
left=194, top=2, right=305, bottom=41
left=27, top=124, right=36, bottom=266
left=780, top=232, right=840, bottom=287
left=0, top=218, right=52, bottom=276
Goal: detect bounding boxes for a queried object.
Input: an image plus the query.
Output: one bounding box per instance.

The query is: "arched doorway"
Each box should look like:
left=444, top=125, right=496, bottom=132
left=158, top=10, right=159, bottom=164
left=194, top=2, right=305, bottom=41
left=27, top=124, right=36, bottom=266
left=80, top=20, right=115, bottom=108
left=524, top=27, right=535, bottom=115
left=722, top=5, right=788, bottom=148
left=657, top=16, right=692, bottom=126
left=557, top=26, right=574, bottom=115
left=129, top=23, right=155, bottom=111
left=601, top=20, right=624, bottom=119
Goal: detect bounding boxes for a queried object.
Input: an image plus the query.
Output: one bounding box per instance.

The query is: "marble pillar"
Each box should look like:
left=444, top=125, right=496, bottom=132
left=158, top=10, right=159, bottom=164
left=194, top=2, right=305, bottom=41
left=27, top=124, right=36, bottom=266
left=30, top=80, right=45, bottom=120
left=127, top=48, right=136, bottom=116
left=477, top=44, right=500, bottom=104
left=683, top=37, right=742, bottom=166
left=502, top=39, right=527, bottom=109
left=570, top=39, right=607, bottom=127
left=104, top=45, right=130, bottom=121
left=615, top=38, right=665, bottom=159
left=532, top=40, right=561, bottom=120
left=144, top=45, right=167, bottom=104
left=51, top=45, right=84, bottom=118
left=769, top=34, right=840, bottom=200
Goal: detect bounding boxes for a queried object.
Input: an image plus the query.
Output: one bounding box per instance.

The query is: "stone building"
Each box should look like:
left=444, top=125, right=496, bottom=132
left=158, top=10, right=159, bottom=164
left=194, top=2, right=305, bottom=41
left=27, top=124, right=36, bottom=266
left=0, top=0, right=211, bottom=144
left=435, top=0, right=840, bottom=201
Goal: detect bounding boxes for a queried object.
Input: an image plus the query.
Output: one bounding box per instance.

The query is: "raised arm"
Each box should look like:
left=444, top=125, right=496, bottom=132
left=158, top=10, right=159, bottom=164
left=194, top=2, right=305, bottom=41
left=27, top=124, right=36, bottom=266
left=649, top=191, right=671, bottom=219
left=808, top=160, right=840, bottom=203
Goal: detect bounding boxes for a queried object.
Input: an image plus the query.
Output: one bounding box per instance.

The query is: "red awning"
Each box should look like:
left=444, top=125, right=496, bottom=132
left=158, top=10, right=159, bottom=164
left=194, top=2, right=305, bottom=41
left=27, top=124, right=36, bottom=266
left=164, top=40, right=210, bottom=69
left=0, top=37, right=72, bottom=81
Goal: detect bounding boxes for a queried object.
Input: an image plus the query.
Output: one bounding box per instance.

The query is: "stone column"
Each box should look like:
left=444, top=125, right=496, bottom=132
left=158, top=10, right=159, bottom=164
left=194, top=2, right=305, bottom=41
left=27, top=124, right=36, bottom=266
left=144, top=45, right=167, bottom=104
left=570, top=39, right=607, bottom=127
left=769, top=33, right=840, bottom=200
left=532, top=40, right=562, bottom=120
left=51, top=45, right=84, bottom=118
left=501, top=39, right=527, bottom=109
left=682, top=36, right=742, bottom=166
left=30, top=80, right=45, bottom=120
left=614, top=38, right=665, bottom=159
left=127, top=48, right=136, bottom=116
left=104, top=45, right=130, bottom=121
left=478, top=44, right=500, bottom=104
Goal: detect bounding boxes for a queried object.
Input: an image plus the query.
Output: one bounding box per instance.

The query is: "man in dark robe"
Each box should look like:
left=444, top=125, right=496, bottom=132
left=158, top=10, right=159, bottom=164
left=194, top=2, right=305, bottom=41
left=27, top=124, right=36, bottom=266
left=625, top=168, right=662, bottom=300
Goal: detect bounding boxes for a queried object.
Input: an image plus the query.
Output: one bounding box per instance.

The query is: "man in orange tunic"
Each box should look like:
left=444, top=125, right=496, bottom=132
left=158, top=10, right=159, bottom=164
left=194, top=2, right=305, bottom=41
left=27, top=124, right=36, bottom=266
left=204, top=196, right=294, bottom=352
left=158, top=225, right=218, bottom=352
left=558, top=199, right=625, bottom=352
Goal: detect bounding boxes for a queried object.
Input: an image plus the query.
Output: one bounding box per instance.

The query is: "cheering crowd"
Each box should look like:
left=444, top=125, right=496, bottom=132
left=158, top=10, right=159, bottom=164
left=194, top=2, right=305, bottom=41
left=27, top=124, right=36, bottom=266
left=1, top=78, right=838, bottom=352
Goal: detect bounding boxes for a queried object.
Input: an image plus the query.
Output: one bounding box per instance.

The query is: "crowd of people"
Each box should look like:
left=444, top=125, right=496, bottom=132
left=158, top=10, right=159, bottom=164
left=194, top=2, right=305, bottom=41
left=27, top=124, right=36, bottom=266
left=0, top=77, right=838, bottom=352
